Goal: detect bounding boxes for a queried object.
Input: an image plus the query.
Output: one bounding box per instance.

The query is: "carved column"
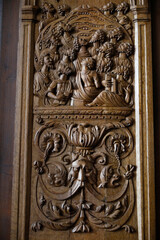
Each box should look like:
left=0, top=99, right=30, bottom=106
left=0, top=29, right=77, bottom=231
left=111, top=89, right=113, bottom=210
left=11, top=3, right=38, bottom=240
left=131, top=3, right=155, bottom=240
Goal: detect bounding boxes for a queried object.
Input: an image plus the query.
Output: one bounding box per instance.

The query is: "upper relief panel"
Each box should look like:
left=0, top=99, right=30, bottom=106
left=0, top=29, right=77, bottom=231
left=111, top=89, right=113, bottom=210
left=34, top=1, right=134, bottom=113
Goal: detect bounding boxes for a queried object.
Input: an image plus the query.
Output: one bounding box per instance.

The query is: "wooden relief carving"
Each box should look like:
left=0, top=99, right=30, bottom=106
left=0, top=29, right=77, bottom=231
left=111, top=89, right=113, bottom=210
left=32, top=119, right=135, bottom=233
left=34, top=2, right=133, bottom=108
left=12, top=0, right=155, bottom=239
left=31, top=1, right=136, bottom=235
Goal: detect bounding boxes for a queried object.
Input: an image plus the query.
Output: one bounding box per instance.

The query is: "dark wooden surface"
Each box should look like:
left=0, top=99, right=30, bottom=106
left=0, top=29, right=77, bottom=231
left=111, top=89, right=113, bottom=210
left=0, top=0, right=159, bottom=239
left=151, top=1, right=160, bottom=240
left=0, top=0, right=19, bottom=240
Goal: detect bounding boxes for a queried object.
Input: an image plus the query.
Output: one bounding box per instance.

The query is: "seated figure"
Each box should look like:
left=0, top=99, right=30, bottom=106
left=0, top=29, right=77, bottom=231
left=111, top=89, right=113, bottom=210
left=87, top=73, right=128, bottom=107
left=45, top=54, right=74, bottom=105
left=45, top=73, right=72, bottom=106
left=72, top=57, right=101, bottom=106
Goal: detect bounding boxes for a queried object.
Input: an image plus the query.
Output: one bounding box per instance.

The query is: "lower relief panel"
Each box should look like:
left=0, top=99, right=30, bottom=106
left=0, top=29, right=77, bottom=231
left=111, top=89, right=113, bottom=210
left=29, top=114, right=137, bottom=240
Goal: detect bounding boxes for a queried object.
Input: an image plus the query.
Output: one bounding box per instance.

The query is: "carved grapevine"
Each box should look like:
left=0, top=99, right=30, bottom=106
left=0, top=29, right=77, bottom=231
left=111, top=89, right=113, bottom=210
left=34, top=1, right=134, bottom=108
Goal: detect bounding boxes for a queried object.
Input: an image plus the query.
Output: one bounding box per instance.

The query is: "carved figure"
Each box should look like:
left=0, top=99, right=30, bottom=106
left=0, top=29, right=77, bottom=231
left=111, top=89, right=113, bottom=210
left=98, top=164, right=120, bottom=188
left=41, top=132, right=62, bottom=162
left=39, top=2, right=57, bottom=32
left=101, top=2, right=115, bottom=16
left=47, top=162, right=67, bottom=187
left=107, top=27, right=124, bottom=44
left=45, top=51, right=74, bottom=105
left=115, top=42, right=133, bottom=73
left=73, top=37, right=91, bottom=71
left=116, top=72, right=133, bottom=104
left=87, top=73, right=129, bottom=107
left=55, top=23, right=74, bottom=53
left=43, top=35, right=60, bottom=63
left=113, top=42, right=133, bottom=104
left=46, top=73, right=72, bottom=105
left=34, top=50, right=54, bottom=98
left=72, top=58, right=101, bottom=106
left=89, top=30, right=106, bottom=56
left=32, top=4, right=136, bottom=235
left=95, top=42, right=114, bottom=73
left=68, top=158, right=96, bottom=186
left=57, top=4, right=71, bottom=16
left=116, top=2, right=132, bottom=35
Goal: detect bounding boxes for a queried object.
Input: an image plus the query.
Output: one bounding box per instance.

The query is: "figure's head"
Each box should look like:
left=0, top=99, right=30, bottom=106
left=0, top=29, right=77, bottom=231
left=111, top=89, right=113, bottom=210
left=98, top=42, right=114, bottom=57
left=116, top=2, right=129, bottom=14
left=89, top=29, right=106, bottom=44
left=79, top=38, right=88, bottom=46
left=101, top=2, right=115, bottom=14
left=117, top=42, right=133, bottom=57
left=42, top=2, right=55, bottom=12
left=40, top=50, right=54, bottom=68
left=81, top=57, right=95, bottom=70
left=44, top=54, right=53, bottom=67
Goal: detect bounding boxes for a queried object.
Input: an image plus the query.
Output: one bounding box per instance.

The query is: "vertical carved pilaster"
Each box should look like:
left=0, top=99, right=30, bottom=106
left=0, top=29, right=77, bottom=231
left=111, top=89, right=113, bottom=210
left=131, top=5, right=155, bottom=240
left=11, top=5, right=38, bottom=240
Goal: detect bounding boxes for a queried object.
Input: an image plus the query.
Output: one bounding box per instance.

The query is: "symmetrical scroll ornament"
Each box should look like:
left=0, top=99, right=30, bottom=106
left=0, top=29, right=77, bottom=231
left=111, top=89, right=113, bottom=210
left=32, top=1, right=136, bottom=235
left=32, top=119, right=135, bottom=233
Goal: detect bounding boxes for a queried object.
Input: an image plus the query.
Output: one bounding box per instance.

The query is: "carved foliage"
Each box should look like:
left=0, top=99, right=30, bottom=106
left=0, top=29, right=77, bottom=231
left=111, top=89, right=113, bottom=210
left=32, top=120, right=136, bottom=233
left=32, top=1, right=136, bottom=236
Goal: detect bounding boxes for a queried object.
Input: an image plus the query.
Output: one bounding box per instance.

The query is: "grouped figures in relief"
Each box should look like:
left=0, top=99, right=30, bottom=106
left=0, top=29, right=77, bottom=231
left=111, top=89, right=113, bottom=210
left=45, top=49, right=75, bottom=105
left=34, top=3, right=134, bottom=108
left=32, top=2, right=136, bottom=235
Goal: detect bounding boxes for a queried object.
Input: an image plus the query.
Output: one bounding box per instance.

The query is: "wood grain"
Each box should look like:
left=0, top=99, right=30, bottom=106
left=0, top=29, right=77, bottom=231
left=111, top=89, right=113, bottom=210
left=151, top=1, right=160, bottom=240
left=0, top=0, right=19, bottom=240
left=0, top=0, right=160, bottom=240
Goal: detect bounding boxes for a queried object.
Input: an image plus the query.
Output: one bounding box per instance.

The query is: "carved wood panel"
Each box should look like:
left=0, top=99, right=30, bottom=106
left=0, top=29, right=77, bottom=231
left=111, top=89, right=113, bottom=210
left=11, top=0, right=155, bottom=240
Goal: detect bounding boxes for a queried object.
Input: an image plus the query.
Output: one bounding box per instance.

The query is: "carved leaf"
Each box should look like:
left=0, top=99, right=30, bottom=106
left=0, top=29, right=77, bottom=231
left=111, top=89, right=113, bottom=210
left=95, top=205, right=105, bottom=213
left=39, top=195, right=46, bottom=209
left=122, top=195, right=128, bottom=208
left=107, top=209, right=121, bottom=219
left=105, top=205, right=114, bottom=216
left=82, top=202, right=92, bottom=210
left=123, top=225, right=136, bottom=233
left=31, top=221, right=43, bottom=232
left=72, top=221, right=90, bottom=233
left=115, top=201, right=121, bottom=210
left=89, top=214, right=103, bottom=225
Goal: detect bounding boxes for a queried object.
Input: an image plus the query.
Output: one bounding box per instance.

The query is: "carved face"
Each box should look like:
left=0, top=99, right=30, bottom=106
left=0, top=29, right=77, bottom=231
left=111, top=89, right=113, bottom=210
left=48, top=173, right=66, bottom=187
left=79, top=38, right=88, bottom=46
left=69, top=159, right=96, bottom=184
left=44, top=54, right=53, bottom=68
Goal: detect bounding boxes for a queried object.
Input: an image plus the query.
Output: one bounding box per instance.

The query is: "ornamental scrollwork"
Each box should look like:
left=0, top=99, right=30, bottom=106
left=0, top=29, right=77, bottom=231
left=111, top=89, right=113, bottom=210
left=32, top=120, right=136, bottom=233
left=32, top=1, right=136, bottom=236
